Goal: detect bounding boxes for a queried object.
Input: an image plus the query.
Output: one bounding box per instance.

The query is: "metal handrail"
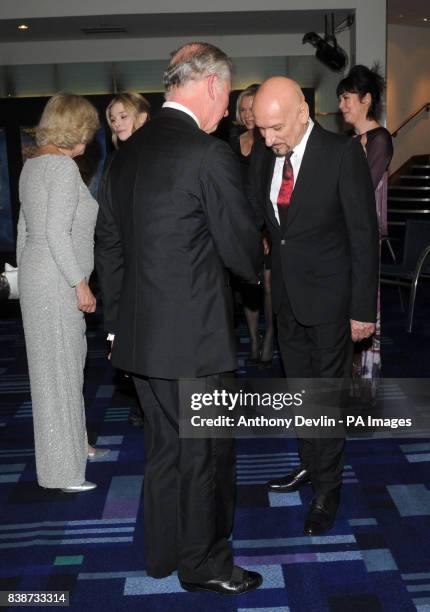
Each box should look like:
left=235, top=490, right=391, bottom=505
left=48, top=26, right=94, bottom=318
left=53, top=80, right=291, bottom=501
left=316, top=103, right=430, bottom=138
left=315, top=111, right=342, bottom=117
left=392, top=102, right=430, bottom=137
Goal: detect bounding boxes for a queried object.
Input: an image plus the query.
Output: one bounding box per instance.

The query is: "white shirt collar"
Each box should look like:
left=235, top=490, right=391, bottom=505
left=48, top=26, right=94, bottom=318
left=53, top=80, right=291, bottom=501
left=162, top=101, right=200, bottom=128
left=291, top=118, right=314, bottom=161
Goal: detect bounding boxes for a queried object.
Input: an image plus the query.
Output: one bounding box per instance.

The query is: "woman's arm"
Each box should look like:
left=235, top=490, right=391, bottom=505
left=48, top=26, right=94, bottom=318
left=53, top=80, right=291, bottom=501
left=45, top=156, right=85, bottom=286
left=16, top=207, right=27, bottom=266
left=365, top=128, right=394, bottom=189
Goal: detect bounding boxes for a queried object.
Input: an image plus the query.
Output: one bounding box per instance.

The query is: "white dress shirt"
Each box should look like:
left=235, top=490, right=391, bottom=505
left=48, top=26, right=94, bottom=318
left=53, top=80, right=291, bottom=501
left=162, top=101, right=200, bottom=128
left=270, top=118, right=314, bottom=224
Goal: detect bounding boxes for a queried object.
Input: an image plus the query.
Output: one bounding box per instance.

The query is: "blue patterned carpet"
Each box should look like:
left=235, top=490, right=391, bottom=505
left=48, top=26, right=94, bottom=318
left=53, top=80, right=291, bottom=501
left=0, top=284, right=430, bottom=612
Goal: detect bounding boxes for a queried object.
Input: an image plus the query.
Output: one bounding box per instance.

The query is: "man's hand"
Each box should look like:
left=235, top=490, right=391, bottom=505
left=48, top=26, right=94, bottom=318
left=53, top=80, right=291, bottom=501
left=75, top=279, right=96, bottom=313
left=350, top=319, right=375, bottom=342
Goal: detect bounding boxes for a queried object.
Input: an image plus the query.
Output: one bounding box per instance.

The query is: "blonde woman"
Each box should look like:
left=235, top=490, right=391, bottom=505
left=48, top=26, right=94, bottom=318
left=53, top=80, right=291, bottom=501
left=98, top=93, right=150, bottom=427
left=106, top=92, right=150, bottom=147
left=230, top=85, right=274, bottom=367
left=17, top=93, right=101, bottom=492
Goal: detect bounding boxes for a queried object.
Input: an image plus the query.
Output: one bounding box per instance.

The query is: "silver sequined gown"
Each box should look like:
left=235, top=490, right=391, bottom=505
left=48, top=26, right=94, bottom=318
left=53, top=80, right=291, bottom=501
left=17, top=154, right=98, bottom=488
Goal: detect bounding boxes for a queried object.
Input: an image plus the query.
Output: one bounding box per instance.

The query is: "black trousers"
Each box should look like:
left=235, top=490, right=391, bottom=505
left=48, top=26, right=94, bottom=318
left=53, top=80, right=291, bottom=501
left=133, top=374, right=235, bottom=583
left=277, top=290, right=353, bottom=496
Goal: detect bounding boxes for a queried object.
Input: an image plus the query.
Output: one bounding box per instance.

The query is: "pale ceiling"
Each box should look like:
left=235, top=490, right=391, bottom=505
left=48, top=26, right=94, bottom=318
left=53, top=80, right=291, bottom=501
left=0, top=10, right=351, bottom=42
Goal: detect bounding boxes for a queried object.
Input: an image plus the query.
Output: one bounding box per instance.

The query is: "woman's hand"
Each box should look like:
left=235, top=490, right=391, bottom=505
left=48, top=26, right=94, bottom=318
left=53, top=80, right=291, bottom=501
left=75, top=279, right=96, bottom=313
left=262, top=228, right=271, bottom=256
left=262, top=235, right=271, bottom=256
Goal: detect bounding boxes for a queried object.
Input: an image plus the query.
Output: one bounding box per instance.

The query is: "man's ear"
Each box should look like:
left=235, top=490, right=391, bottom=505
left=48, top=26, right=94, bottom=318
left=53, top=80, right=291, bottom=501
left=300, top=101, right=310, bottom=123
left=207, top=74, right=217, bottom=100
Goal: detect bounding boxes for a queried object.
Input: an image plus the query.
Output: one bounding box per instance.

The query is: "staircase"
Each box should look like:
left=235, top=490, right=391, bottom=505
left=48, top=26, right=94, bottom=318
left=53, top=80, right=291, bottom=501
left=388, top=154, right=430, bottom=251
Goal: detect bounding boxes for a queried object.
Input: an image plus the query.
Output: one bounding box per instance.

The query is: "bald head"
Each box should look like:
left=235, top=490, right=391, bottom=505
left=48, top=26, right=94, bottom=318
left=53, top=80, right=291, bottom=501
left=252, top=76, right=309, bottom=156
left=255, top=77, right=305, bottom=112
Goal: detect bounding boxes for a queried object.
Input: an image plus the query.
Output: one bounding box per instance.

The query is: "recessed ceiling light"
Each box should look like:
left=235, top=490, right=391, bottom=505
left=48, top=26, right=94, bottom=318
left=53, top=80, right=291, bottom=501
left=423, top=17, right=429, bottom=22
left=399, top=14, right=403, bottom=18
left=18, top=24, right=29, bottom=31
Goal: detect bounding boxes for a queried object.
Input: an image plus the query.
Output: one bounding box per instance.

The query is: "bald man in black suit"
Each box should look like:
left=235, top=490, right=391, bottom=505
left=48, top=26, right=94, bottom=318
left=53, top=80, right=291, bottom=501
left=249, top=76, right=378, bottom=535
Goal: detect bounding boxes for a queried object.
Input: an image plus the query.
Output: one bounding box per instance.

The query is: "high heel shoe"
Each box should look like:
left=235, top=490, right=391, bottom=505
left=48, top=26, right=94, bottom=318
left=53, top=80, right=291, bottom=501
left=259, top=334, right=273, bottom=369
left=258, top=357, right=272, bottom=369
left=61, top=481, right=97, bottom=493
left=88, top=447, right=111, bottom=459
left=246, top=335, right=262, bottom=365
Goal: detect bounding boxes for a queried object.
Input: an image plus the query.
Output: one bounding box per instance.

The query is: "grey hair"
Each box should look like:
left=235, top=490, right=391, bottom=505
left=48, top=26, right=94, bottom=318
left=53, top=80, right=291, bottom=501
left=163, top=42, right=232, bottom=92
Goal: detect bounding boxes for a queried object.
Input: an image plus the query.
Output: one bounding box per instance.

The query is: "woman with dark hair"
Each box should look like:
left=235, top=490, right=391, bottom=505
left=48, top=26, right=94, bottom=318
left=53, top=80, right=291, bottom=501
left=337, top=65, right=393, bottom=402
left=229, top=84, right=274, bottom=367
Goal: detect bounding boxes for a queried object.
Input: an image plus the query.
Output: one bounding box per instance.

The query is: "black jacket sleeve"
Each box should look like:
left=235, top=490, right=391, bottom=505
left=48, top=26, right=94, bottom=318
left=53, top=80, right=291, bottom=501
left=245, top=139, right=267, bottom=230
left=95, top=155, right=124, bottom=333
left=199, top=139, right=263, bottom=283
left=339, top=137, right=379, bottom=323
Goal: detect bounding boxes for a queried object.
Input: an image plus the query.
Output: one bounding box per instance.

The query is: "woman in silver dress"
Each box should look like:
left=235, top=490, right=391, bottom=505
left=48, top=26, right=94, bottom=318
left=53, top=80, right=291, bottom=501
left=17, top=93, right=100, bottom=492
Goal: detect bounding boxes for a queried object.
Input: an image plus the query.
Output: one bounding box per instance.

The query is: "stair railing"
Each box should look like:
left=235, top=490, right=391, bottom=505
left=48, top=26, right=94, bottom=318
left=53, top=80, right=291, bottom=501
left=392, top=103, right=430, bottom=138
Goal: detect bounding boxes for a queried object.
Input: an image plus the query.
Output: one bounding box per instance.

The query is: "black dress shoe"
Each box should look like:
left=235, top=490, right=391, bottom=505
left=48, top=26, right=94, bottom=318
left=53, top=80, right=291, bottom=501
left=304, top=491, right=340, bottom=535
left=128, top=412, right=144, bottom=428
left=267, top=467, right=311, bottom=492
left=181, top=565, right=263, bottom=595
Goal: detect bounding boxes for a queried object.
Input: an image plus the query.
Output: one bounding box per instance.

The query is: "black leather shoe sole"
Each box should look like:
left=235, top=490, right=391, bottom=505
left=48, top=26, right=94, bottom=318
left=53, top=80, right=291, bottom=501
left=268, top=479, right=311, bottom=493
left=267, top=469, right=312, bottom=493
left=181, top=572, right=262, bottom=595
left=303, top=516, right=335, bottom=536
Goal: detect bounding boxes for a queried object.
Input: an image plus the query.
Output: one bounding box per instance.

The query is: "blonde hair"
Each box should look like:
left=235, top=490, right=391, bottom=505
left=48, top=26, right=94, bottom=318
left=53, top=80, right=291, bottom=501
left=235, top=84, right=259, bottom=125
left=106, top=92, right=151, bottom=148
left=36, top=92, right=100, bottom=148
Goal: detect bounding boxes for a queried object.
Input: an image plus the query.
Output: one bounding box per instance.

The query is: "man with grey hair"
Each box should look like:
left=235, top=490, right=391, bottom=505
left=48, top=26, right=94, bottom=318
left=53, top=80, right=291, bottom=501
left=96, top=42, right=263, bottom=594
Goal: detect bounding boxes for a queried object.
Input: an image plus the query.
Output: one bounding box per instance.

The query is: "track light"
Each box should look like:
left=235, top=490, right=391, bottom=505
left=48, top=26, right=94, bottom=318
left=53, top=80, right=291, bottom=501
left=303, top=14, right=349, bottom=72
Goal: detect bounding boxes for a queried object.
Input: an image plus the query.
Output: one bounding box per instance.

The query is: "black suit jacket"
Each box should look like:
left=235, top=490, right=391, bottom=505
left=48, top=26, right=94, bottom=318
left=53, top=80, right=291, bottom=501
left=248, top=122, right=379, bottom=326
left=95, top=108, right=262, bottom=378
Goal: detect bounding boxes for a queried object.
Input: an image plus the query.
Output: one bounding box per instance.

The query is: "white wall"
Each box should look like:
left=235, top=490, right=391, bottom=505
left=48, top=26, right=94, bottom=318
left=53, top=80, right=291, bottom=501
left=0, top=0, right=387, bottom=137
left=0, top=0, right=386, bottom=74
left=0, top=34, right=314, bottom=66
left=387, top=24, right=430, bottom=172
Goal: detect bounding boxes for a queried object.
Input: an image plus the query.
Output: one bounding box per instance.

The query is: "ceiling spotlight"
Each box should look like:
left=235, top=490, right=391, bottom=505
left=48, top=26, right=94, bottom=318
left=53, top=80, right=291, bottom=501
left=303, top=14, right=348, bottom=72
left=18, top=24, right=29, bottom=31
left=423, top=17, right=429, bottom=22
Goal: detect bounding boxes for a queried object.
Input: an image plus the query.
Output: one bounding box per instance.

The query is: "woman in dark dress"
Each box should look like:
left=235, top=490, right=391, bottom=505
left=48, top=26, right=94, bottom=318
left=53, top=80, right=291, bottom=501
left=106, top=92, right=150, bottom=148
left=229, top=84, right=273, bottom=366
left=97, top=93, right=151, bottom=426
left=337, top=65, right=394, bottom=403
